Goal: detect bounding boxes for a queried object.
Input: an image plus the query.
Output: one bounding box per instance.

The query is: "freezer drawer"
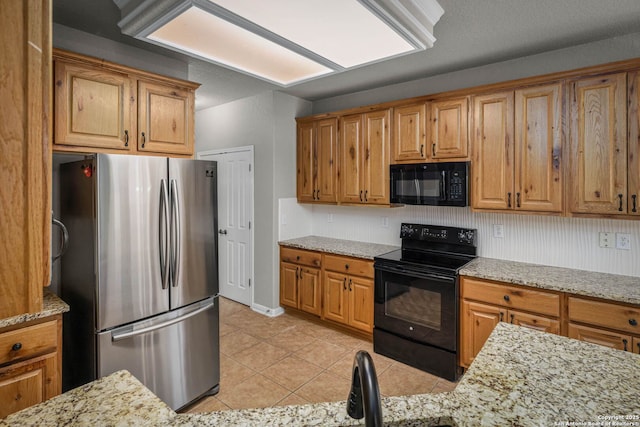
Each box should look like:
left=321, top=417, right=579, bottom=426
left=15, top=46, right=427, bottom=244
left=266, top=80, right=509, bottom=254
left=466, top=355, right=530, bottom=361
left=97, top=297, right=219, bottom=410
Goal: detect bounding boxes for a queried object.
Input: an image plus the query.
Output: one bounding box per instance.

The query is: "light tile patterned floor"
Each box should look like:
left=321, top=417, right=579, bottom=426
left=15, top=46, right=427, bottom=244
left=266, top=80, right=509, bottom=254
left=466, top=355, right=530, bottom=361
left=181, top=297, right=456, bottom=413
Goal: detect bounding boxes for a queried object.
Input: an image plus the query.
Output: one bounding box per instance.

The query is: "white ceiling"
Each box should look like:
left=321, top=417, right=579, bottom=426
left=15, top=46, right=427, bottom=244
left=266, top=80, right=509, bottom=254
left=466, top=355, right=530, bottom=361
left=53, top=0, right=640, bottom=111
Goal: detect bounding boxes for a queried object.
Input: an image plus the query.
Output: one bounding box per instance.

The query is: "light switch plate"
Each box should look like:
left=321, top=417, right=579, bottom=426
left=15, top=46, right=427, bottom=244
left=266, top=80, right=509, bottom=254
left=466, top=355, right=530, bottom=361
left=493, top=224, right=504, bottom=238
left=599, top=232, right=614, bottom=248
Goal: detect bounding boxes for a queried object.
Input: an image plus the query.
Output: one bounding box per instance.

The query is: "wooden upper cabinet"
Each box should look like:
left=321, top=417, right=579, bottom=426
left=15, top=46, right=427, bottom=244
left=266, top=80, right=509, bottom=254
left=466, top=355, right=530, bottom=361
left=296, top=118, right=337, bottom=203
left=472, top=91, right=515, bottom=210
left=514, top=84, right=563, bottom=212
left=0, top=0, right=50, bottom=318
left=340, top=110, right=390, bottom=205
left=628, top=71, right=640, bottom=216
left=54, top=61, right=135, bottom=152
left=392, top=104, right=426, bottom=162
left=137, top=80, right=193, bottom=156
left=53, top=49, right=199, bottom=157
left=429, top=97, right=469, bottom=160
left=569, top=73, right=627, bottom=214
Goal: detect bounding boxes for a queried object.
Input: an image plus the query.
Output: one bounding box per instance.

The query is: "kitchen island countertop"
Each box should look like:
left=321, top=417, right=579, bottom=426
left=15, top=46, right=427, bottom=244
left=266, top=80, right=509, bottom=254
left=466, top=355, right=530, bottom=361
left=4, top=322, right=639, bottom=426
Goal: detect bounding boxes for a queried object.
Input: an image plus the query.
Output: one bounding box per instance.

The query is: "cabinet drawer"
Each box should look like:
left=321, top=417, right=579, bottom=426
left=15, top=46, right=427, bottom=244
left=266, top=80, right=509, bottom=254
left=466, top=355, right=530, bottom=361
left=323, top=254, right=373, bottom=278
left=461, top=277, right=560, bottom=317
left=280, top=247, right=321, bottom=268
left=0, top=321, right=58, bottom=366
left=568, top=297, right=640, bottom=335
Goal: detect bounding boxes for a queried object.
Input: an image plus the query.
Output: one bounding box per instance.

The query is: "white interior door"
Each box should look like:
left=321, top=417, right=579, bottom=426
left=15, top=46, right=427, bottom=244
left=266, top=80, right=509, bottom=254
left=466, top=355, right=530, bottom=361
left=198, top=147, right=254, bottom=306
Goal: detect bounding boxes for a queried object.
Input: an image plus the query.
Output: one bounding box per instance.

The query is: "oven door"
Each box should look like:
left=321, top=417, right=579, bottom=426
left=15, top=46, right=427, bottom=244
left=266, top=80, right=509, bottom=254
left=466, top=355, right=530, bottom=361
left=374, top=262, right=457, bottom=351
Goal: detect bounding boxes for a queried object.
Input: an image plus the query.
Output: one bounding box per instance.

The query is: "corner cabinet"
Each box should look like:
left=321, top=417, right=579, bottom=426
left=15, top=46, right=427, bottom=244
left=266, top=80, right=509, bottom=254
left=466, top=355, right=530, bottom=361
left=53, top=49, right=198, bottom=157
left=472, top=83, right=562, bottom=213
left=339, top=110, right=390, bottom=205
left=0, top=316, right=63, bottom=418
left=296, top=117, right=338, bottom=203
left=0, top=0, right=50, bottom=318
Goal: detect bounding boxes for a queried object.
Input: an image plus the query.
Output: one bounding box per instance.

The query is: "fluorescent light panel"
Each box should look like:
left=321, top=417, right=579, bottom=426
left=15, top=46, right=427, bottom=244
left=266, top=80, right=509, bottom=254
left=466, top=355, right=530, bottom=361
left=148, top=6, right=333, bottom=85
left=209, top=0, right=415, bottom=68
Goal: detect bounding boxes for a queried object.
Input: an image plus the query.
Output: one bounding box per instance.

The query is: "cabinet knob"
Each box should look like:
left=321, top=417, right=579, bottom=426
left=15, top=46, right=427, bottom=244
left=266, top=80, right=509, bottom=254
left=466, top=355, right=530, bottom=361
left=629, top=319, right=638, bottom=326
left=296, top=255, right=300, bottom=261
left=11, top=342, right=22, bottom=352
left=503, top=295, right=510, bottom=302
left=345, top=264, right=349, bottom=270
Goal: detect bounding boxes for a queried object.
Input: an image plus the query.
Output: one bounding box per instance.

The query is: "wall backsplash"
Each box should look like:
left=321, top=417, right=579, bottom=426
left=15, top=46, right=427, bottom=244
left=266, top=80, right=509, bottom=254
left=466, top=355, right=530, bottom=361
left=280, top=202, right=640, bottom=277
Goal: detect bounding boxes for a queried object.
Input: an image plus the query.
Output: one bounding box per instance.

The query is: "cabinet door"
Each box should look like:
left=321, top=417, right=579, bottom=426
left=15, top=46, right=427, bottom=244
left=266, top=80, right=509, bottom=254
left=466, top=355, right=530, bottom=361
left=460, top=300, right=504, bottom=368
left=472, top=92, right=515, bottom=210
left=54, top=61, right=135, bottom=152
left=429, top=97, right=469, bottom=160
left=340, top=114, right=364, bottom=203
left=393, top=104, right=426, bottom=162
left=0, top=352, right=57, bottom=418
left=569, top=73, right=627, bottom=214
left=138, top=80, right=193, bottom=156
left=1, top=0, right=49, bottom=317
left=279, top=262, right=298, bottom=309
left=508, top=310, right=559, bottom=334
left=316, top=118, right=338, bottom=203
left=297, top=121, right=316, bottom=202
left=363, top=110, right=390, bottom=204
left=628, top=72, right=640, bottom=216
left=514, top=84, right=563, bottom=212
left=298, top=267, right=321, bottom=316
left=634, top=337, right=640, bottom=354
left=348, top=276, right=374, bottom=333
left=568, top=323, right=632, bottom=351
left=324, top=271, right=348, bottom=325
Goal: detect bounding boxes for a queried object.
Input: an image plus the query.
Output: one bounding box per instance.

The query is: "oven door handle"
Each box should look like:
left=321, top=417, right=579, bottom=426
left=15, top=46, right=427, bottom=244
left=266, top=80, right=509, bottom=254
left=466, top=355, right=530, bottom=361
left=375, top=264, right=456, bottom=282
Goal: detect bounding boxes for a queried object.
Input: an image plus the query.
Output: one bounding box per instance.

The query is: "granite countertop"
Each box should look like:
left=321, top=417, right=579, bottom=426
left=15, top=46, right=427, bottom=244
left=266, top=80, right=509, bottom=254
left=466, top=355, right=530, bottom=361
left=279, top=236, right=398, bottom=260
left=5, top=323, right=639, bottom=426
left=461, top=257, right=640, bottom=306
left=0, top=291, right=70, bottom=329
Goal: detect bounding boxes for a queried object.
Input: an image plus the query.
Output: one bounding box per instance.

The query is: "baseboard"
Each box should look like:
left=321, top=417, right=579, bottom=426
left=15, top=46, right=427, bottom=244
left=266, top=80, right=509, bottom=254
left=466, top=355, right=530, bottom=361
left=251, top=303, right=285, bottom=317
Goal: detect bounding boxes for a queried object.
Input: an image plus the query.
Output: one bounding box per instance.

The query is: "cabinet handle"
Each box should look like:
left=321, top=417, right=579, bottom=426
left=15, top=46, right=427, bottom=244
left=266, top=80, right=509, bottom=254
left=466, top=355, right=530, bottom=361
left=420, top=144, right=424, bottom=157
left=316, top=190, right=320, bottom=200
left=618, top=194, right=623, bottom=212
left=629, top=319, right=638, bottom=326
left=622, top=338, right=628, bottom=351
left=632, top=195, right=637, bottom=213
left=507, top=192, right=512, bottom=208
left=432, top=143, right=436, bottom=157
left=124, top=130, right=129, bottom=147
left=364, top=190, right=368, bottom=202
left=11, top=342, right=22, bottom=352
left=503, top=295, right=510, bottom=302
left=141, top=132, right=146, bottom=148
left=296, top=267, right=299, bottom=279
left=516, top=192, right=521, bottom=208
left=348, top=279, right=352, bottom=291
left=343, top=277, right=347, bottom=290
left=509, top=314, right=514, bottom=324
left=499, top=312, right=504, bottom=322
left=360, top=190, right=363, bottom=202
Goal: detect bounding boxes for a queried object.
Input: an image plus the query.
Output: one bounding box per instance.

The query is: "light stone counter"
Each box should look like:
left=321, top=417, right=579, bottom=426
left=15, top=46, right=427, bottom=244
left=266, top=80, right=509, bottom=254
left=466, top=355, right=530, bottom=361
left=0, top=290, right=69, bottom=329
left=279, top=236, right=399, bottom=260
left=4, top=323, right=639, bottom=426
left=460, top=257, right=640, bottom=305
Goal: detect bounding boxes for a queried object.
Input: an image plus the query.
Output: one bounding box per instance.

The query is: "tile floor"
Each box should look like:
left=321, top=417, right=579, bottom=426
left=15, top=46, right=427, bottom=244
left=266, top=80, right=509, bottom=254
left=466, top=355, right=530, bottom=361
left=181, top=297, right=456, bottom=413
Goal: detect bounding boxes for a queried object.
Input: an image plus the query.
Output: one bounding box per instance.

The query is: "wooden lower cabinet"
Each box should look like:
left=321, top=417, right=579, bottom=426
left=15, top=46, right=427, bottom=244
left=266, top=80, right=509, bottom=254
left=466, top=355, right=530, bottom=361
left=279, top=262, right=299, bottom=309
left=323, top=272, right=348, bottom=325
left=634, top=337, right=640, bottom=354
left=348, top=277, right=374, bottom=333
left=279, top=260, right=320, bottom=316
left=509, top=310, right=560, bottom=334
left=0, top=316, right=62, bottom=418
left=568, top=323, right=633, bottom=352
left=322, top=271, right=374, bottom=333
left=460, top=301, right=503, bottom=367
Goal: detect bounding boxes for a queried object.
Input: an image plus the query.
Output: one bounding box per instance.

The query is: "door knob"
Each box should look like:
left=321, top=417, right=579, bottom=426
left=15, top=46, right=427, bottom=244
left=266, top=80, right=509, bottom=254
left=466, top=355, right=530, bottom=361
left=218, top=229, right=227, bottom=235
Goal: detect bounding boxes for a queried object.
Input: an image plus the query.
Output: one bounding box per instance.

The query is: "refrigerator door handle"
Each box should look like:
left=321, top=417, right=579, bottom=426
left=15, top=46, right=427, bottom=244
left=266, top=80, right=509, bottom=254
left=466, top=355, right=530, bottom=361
left=159, top=179, right=170, bottom=290
left=169, top=179, right=181, bottom=287
left=111, top=297, right=217, bottom=342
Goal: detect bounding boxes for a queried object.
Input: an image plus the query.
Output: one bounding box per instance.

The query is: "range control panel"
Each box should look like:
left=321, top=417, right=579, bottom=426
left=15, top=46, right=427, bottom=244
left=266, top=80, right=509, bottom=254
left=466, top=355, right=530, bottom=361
left=400, top=223, right=477, bottom=246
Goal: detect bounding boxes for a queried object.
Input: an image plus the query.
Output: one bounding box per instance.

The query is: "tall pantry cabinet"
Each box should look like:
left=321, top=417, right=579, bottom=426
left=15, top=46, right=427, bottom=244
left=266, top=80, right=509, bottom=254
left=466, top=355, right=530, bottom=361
left=0, top=0, right=51, bottom=318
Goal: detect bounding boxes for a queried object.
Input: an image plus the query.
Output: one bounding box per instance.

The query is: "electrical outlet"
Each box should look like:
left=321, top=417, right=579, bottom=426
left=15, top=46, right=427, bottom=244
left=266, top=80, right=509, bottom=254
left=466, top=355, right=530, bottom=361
left=616, top=233, right=631, bottom=250
left=493, top=224, right=504, bottom=238
left=327, top=213, right=333, bottom=223
left=381, top=216, right=389, bottom=228
left=599, top=232, right=614, bottom=248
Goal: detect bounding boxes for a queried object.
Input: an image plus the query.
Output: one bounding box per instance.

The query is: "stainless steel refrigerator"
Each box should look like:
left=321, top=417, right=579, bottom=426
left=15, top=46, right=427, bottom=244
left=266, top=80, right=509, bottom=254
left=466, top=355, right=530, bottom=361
left=59, top=153, right=219, bottom=410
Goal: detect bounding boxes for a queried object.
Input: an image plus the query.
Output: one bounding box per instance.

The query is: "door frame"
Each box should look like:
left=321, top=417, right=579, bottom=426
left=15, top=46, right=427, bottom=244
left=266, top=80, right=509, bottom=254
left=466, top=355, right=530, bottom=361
left=197, top=146, right=255, bottom=307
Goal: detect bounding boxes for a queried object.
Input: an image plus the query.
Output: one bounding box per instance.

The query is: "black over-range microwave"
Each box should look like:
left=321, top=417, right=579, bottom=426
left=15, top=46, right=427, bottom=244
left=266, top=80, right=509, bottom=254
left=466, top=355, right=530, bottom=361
left=390, top=161, right=469, bottom=206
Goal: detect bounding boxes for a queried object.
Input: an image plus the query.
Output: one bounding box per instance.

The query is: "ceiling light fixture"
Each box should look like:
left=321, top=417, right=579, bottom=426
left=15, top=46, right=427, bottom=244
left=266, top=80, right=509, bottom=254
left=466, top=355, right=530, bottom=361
left=114, top=0, right=444, bottom=86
